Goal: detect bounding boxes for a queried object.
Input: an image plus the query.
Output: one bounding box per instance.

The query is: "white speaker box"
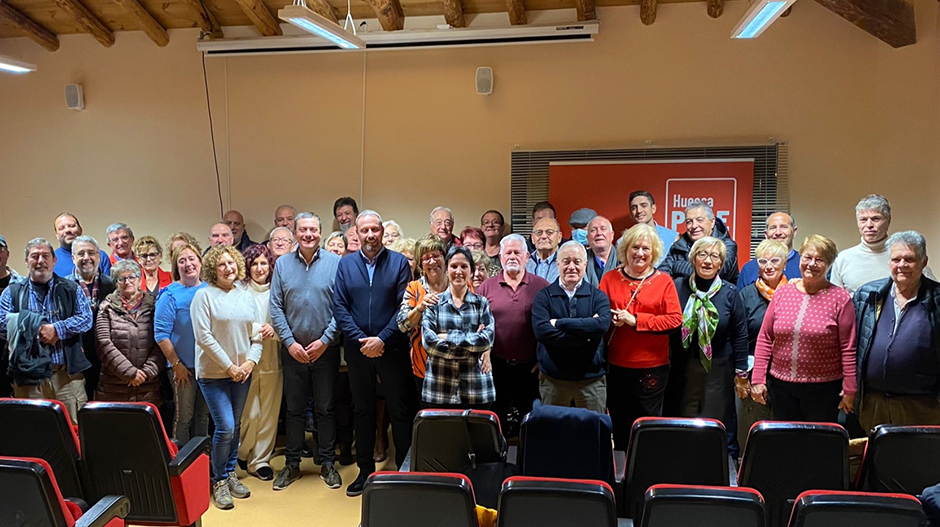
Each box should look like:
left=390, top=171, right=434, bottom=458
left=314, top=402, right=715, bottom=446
left=65, top=84, right=84, bottom=110
left=475, top=67, right=493, bottom=95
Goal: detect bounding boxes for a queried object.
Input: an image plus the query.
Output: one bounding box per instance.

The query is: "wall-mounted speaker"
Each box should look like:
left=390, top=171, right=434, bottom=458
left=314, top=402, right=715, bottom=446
left=65, top=84, right=84, bottom=110
left=476, top=67, right=493, bottom=96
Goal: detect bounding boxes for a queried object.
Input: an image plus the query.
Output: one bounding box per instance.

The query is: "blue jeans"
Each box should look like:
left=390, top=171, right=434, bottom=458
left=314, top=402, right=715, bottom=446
left=199, top=376, right=252, bottom=483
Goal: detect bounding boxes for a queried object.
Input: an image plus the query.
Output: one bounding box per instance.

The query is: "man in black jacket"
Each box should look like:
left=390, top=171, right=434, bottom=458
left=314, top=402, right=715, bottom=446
left=532, top=241, right=611, bottom=413
left=68, top=235, right=115, bottom=401
left=853, top=230, right=940, bottom=432
left=658, top=202, right=739, bottom=283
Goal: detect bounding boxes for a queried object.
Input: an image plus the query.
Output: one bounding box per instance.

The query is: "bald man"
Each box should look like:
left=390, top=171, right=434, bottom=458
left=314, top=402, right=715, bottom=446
left=223, top=210, right=256, bottom=252
left=208, top=223, right=234, bottom=252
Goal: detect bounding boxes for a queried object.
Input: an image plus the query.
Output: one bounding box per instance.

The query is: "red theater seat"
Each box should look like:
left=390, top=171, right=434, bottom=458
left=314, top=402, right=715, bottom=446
left=0, top=456, right=129, bottom=527
left=0, top=398, right=85, bottom=500
left=787, top=490, right=925, bottom=527
left=362, top=471, right=479, bottom=527
left=78, top=402, right=210, bottom=527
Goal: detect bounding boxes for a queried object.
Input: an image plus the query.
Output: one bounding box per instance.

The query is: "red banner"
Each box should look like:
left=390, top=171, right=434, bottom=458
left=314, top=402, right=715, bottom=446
left=548, top=159, right=754, bottom=262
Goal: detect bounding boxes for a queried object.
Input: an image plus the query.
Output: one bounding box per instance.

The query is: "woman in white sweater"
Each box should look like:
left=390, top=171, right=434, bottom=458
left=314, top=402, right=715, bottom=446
left=236, top=244, right=281, bottom=482
left=191, top=245, right=263, bottom=510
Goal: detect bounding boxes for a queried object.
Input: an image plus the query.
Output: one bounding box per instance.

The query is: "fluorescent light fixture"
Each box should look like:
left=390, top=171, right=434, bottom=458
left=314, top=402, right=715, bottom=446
left=278, top=4, right=365, bottom=50
left=0, top=53, right=36, bottom=74
left=731, top=0, right=795, bottom=39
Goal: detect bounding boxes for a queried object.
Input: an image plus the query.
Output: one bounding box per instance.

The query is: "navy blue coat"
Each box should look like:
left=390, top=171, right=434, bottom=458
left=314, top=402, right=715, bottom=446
left=531, top=280, right=611, bottom=380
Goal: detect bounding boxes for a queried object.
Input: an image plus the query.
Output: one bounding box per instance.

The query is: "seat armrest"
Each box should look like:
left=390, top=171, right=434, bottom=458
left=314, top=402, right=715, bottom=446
left=74, top=495, right=130, bottom=527
left=614, top=450, right=626, bottom=483
left=64, top=497, right=90, bottom=513
left=169, top=436, right=211, bottom=476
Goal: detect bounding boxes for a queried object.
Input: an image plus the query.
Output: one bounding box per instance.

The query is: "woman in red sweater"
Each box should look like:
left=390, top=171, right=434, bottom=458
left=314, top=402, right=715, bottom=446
left=751, top=235, right=858, bottom=423
left=600, top=224, right=683, bottom=448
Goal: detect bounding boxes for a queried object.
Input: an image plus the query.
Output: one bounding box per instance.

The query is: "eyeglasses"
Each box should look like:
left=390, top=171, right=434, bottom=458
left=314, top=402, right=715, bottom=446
left=695, top=252, right=722, bottom=262
left=109, top=234, right=131, bottom=243
left=139, top=252, right=160, bottom=260
left=463, top=242, right=484, bottom=250
left=800, top=255, right=828, bottom=266
left=117, top=275, right=140, bottom=284
left=420, top=252, right=443, bottom=264
left=432, top=220, right=454, bottom=227
left=533, top=230, right=558, bottom=238
left=482, top=221, right=503, bottom=227
left=757, top=257, right=783, bottom=267
left=271, top=237, right=292, bottom=245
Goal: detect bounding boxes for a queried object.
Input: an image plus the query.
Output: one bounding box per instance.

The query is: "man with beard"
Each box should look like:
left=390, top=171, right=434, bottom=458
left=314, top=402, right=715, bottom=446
left=68, top=235, right=116, bottom=400
left=52, top=213, right=110, bottom=277
left=737, top=212, right=802, bottom=289
left=478, top=234, right=550, bottom=436
left=0, top=238, right=93, bottom=423
left=333, top=197, right=359, bottom=233
left=333, top=210, right=416, bottom=497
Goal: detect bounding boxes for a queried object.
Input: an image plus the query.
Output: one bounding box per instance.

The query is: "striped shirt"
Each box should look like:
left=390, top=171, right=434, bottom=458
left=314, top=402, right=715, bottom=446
left=0, top=278, right=92, bottom=366
left=420, top=289, right=495, bottom=405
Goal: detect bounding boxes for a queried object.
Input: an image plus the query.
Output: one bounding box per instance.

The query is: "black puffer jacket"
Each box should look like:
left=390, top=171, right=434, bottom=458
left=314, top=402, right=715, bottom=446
left=657, top=217, right=739, bottom=284
left=852, top=276, right=940, bottom=408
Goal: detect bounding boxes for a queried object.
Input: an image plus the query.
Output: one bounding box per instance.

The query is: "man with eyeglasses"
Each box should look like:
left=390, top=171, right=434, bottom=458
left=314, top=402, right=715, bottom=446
left=429, top=206, right=460, bottom=250
left=736, top=212, right=802, bottom=289
left=52, top=213, right=111, bottom=277
left=68, top=235, right=115, bottom=401
left=527, top=217, right=564, bottom=284
left=106, top=223, right=136, bottom=265
left=0, top=238, right=93, bottom=424
left=267, top=226, right=296, bottom=258
left=657, top=202, right=739, bottom=283
left=531, top=241, right=611, bottom=413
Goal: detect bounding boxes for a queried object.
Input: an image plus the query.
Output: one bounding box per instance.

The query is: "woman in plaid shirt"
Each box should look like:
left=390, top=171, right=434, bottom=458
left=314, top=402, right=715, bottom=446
left=421, top=246, right=496, bottom=408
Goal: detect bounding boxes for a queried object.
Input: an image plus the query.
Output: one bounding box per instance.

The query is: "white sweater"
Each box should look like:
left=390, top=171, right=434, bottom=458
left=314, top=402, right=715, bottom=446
left=830, top=237, right=935, bottom=295
left=191, top=284, right=263, bottom=379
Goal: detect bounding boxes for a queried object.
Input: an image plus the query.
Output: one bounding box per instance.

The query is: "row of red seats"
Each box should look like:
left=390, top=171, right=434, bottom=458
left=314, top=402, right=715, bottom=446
left=0, top=398, right=210, bottom=527
left=407, top=408, right=940, bottom=526
left=360, top=472, right=927, bottom=527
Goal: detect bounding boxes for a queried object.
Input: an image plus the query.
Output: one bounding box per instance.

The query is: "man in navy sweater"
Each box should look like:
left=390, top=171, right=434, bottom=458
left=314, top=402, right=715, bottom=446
left=333, top=210, right=417, bottom=497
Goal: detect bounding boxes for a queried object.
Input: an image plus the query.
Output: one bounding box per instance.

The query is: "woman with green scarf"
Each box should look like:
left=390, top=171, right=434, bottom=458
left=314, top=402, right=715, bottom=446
left=667, top=236, right=749, bottom=460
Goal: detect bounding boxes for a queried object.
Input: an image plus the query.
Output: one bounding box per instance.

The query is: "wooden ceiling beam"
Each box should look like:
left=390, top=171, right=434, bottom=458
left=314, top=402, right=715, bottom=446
left=640, top=0, right=656, bottom=24
left=233, top=0, right=283, bottom=36
left=54, top=0, right=114, bottom=46
left=308, top=0, right=339, bottom=23
left=440, top=0, right=466, bottom=27
left=180, top=0, right=223, bottom=38
left=706, top=0, right=723, bottom=17
left=367, top=0, right=405, bottom=30
left=507, top=0, right=526, bottom=24
left=576, top=0, right=595, bottom=20
left=0, top=0, right=60, bottom=51
left=813, top=0, right=915, bottom=47
left=112, top=0, right=168, bottom=46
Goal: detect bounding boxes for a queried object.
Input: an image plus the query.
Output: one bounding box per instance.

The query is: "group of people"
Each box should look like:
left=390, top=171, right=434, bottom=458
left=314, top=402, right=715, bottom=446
left=1, top=192, right=938, bottom=509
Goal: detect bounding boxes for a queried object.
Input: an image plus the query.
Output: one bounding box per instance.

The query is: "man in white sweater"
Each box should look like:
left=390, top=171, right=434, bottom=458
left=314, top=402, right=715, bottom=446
left=831, top=195, right=934, bottom=294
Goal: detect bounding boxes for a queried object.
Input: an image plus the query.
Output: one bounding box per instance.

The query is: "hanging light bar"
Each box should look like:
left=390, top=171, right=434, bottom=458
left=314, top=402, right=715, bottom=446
left=278, top=3, right=365, bottom=50
left=731, top=0, right=796, bottom=39
left=0, top=53, right=36, bottom=74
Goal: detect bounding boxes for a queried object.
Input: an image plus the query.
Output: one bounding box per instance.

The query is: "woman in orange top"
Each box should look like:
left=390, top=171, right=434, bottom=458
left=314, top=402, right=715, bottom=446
left=599, top=223, right=683, bottom=448
left=397, top=235, right=449, bottom=396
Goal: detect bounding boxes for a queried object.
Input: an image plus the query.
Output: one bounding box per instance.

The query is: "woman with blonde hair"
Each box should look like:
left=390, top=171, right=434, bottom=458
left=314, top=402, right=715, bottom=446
left=191, top=245, right=262, bottom=509
left=599, top=223, right=683, bottom=447
left=751, top=235, right=857, bottom=423
left=133, top=236, right=172, bottom=294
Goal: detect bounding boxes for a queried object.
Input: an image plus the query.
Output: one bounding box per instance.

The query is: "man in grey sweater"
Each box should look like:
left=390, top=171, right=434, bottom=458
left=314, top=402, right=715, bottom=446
left=269, top=212, right=342, bottom=491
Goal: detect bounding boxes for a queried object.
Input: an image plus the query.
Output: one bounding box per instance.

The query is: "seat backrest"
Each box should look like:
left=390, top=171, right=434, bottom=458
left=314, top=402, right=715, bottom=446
left=788, top=490, right=926, bottom=527
left=624, top=417, right=729, bottom=519
left=857, top=425, right=940, bottom=494
left=496, top=476, right=616, bottom=527
left=518, top=401, right=615, bottom=486
left=641, top=484, right=766, bottom=527
left=362, top=471, right=478, bottom=527
left=738, top=421, right=849, bottom=527
left=0, top=456, right=74, bottom=527
left=412, top=409, right=505, bottom=472
left=0, top=398, right=84, bottom=500
left=78, top=401, right=178, bottom=524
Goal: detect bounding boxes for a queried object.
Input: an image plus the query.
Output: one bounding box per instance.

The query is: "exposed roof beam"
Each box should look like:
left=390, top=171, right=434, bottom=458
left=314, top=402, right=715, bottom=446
left=233, top=0, right=283, bottom=36
left=112, top=0, right=169, bottom=46
left=180, top=0, right=223, bottom=38
left=640, top=0, right=656, bottom=24
left=0, top=0, right=60, bottom=51
left=54, top=0, right=114, bottom=46
left=706, top=0, right=723, bottom=17
left=576, top=0, right=595, bottom=20
left=813, top=0, right=915, bottom=47
left=507, top=0, right=526, bottom=24
left=308, top=0, right=340, bottom=23
left=440, top=0, right=466, bottom=27
left=367, top=0, right=405, bottom=30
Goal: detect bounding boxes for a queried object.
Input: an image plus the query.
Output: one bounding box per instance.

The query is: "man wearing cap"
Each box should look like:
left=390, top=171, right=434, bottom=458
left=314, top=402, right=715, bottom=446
left=568, top=208, right=597, bottom=248
left=0, top=234, right=22, bottom=397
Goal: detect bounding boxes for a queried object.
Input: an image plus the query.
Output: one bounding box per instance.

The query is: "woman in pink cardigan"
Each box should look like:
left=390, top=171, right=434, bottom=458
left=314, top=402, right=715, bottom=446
left=750, top=235, right=857, bottom=423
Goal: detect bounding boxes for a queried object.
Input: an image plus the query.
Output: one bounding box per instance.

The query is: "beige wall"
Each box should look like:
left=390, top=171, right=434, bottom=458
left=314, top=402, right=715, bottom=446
left=1, top=0, right=938, bottom=274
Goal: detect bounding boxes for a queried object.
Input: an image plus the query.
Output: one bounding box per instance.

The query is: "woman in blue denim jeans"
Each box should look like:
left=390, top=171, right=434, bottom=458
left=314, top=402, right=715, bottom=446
left=191, top=245, right=263, bottom=510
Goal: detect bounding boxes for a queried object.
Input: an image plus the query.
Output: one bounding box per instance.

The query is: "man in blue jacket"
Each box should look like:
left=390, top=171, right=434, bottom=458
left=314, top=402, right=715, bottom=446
left=532, top=241, right=611, bottom=413
left=333, top=210, right=417, bottom=497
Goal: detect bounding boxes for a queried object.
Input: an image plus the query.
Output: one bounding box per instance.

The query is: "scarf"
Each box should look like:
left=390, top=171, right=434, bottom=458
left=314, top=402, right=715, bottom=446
left=755, top=275, right=787, bottom=302
left=681, top=275, right=722, bottom=371
left=121, top=293, right=143, bottom=319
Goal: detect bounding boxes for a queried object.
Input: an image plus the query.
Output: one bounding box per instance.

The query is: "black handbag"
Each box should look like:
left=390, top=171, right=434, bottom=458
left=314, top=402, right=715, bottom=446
left=459, top=410, right=519, bottom=509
